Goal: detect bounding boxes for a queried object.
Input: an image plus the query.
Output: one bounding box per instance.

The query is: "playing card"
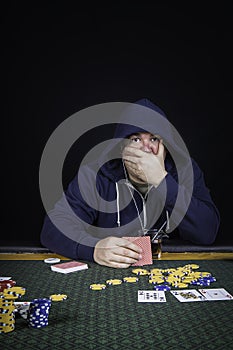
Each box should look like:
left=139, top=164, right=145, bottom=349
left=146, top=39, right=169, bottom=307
left=123, top=236, right=153, bottom=266
left=138, top=290, right=166, bottom=303
left=14, top=302, right=31, bottom=319
left=198, top=288, right=233, bottom=301
left=170, top=289, right=206, bottom=302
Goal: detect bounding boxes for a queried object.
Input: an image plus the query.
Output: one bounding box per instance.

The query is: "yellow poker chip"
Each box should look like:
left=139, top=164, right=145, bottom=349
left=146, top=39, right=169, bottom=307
left=184, top=264, right=200, bottom=270
left=150, top=268, right=162, bottom=274
left=162, top=268, right=177, bottom=274
left=0, top=324, right=15, bottom=333
left=123, top=277, right=139, bottom=283
left=49, top=294, right=67, bottom=301
left=89, top=284, right=106, bottom=290
left=106, top=279, right=122, bottom=285
left=172, top=273, right=185, bottom=279
left=173, top=282, right=189, bottom=288
left=3, top=286, right=26, bottom=297
left=182, top=278, right=196, bottom=284
left=192, top=272, right=202, bottom=278
left=132, top=268, right=149, bottom=276
left=0, top=313, right=15, bottom=321
left=165, top=276, right=180, bottom=282
left=2, top=293, right=18, bottom=300
left=149, top=278, right=164, bottom=284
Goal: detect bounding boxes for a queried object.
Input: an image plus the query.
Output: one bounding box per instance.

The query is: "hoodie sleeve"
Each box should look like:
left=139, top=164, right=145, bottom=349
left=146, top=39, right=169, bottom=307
left=157, top=159, right=220, bottom=245
left=40, top=167, right=100, bottom=261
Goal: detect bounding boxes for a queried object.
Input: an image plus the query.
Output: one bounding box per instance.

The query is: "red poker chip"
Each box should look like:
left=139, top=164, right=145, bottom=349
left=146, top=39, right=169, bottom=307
left=0, top=280, right=16, bottom=292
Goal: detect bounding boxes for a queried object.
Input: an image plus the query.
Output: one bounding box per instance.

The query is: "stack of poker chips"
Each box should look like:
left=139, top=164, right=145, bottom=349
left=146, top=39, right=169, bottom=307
left=28, top=298, right=52, bottom=329
left=0, top=280, right=16, bottom=333
left=0, top=297, right=16, bottom=334
left=0, top=282, right=26, bottom=333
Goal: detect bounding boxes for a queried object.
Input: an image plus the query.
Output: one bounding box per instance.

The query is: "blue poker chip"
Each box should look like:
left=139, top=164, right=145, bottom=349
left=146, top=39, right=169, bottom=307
left=201, top=276, right=216, bottom=282
left=153, top=284, right=171, bottom=291
left=190, top=280, right=210, bottom=286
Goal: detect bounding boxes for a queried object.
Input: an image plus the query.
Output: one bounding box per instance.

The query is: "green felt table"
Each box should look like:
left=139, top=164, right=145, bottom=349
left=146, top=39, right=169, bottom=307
left=1, top=256, right=233, bottom=350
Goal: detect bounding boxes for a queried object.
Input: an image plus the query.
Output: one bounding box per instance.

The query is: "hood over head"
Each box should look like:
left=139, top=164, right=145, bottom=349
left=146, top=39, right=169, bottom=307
left=96, top=98, right=192, bottom=182
left=113, top=98, right=167, bottom=139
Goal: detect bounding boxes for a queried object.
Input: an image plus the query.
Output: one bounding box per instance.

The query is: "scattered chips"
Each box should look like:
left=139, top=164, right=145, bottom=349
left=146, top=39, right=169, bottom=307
left=106, top=279, right=122, bottom=286
left=49, top=294, right=67, bottom=301
left=89, top=284, right=106, bottom=290
left=123, top=277, right=139, bottom=283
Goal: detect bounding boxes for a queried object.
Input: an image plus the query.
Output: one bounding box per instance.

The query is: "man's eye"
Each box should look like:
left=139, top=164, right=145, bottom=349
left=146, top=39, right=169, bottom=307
left=151, top=137, right=158, bottom=142
left=131, top=137, right=141, bottom=143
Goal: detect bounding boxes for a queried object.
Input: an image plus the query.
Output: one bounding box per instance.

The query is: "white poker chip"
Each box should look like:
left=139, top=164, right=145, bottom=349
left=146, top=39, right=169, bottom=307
left=44, top=258, right=61, bottom=264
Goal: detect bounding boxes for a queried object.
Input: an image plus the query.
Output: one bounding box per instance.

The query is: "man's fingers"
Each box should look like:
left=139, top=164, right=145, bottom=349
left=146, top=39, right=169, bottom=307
left=157, top=140, right=165, bottom=158
left=120, top=239, right=143, bottom=255
left=116, top=246, right=142, bottom=261
left=93, top=237, right=143, bottom=268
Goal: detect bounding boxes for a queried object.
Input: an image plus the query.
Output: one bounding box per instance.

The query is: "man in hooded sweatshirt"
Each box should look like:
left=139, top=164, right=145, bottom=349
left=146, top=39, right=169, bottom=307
left=40, top=98, right=220, bottom=268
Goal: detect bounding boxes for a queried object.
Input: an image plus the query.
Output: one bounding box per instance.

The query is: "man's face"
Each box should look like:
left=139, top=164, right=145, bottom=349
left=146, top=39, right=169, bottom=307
left=122, top=132, right=163, bottom=184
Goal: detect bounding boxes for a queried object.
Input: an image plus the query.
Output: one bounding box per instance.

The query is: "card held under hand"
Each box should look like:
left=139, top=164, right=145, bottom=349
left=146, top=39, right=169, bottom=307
left=123, top=236, right=153, bottom=266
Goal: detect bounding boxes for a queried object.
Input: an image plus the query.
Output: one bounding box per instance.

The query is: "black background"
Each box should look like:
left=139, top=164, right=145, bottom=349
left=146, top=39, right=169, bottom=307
left=3, top=3, right=233, bottom=246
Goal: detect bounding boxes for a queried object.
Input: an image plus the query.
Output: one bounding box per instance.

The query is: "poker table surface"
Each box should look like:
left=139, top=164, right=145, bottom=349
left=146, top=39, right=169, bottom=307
left=1, top=252, right=233, bottom=350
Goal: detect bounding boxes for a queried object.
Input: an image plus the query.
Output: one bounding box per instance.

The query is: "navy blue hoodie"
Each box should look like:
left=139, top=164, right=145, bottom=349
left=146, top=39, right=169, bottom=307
left=40, top=99, right=220, bottom=261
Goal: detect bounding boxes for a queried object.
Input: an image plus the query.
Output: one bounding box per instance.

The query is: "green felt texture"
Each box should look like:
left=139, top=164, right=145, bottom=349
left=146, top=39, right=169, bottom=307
left=1, top=260, right=233, bottom=350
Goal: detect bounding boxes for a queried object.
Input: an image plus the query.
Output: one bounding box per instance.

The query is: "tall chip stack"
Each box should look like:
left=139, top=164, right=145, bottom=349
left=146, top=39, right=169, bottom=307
left=28, top=298, right=52, bottom=328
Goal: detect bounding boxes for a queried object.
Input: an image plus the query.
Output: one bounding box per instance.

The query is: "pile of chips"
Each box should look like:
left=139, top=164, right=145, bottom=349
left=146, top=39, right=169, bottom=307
left=133, top=264, right=216, bottom=290
left=89, top=264, right=217, bottom=291
left=28, top=298, right=52, bottom=329
left=0, top=277, right=68, bottom=334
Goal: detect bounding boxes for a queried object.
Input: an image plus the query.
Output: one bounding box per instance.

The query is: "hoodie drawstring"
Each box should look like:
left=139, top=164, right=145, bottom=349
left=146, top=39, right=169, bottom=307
left=115, top=182, right=121, bottom=227
left=115, top=181, right=170, bottom=232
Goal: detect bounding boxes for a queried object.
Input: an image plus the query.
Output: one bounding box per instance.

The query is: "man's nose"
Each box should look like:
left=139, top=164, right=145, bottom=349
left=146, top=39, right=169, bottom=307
left=141, top=141, right=152, bottom=153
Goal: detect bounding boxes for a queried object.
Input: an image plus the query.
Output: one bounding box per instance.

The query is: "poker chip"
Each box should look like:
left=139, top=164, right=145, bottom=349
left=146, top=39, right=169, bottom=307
left=3, top=286, right=26, bottom=299
left=148, top=278, right=164, bottom=284
left=182, top=277, right=197, bottom=284
left=106, top=279, right=122, bottom=286
left=161, top=268, right=177, bottom=274
left=132, top=268, right=149, bottom=276
left=123, top=277, right=139, bottom=283
left=49, top=294, right=67, bottom=301
left=89, top=284, right=106, bottom=290
left=150, top=268, right=163, bottom=274
left=44, top=257, right=61, bottom=264
left=199, top=272, right=212, bottom=277
left=153, top=285, right=171, bottom=291
left=0, top=280, right=16, bottom=292
left=173, top=282, right=189, bottom=288
left=183, top=264, right=200, bottom=270
left=0, top=324, right=15, bottom=333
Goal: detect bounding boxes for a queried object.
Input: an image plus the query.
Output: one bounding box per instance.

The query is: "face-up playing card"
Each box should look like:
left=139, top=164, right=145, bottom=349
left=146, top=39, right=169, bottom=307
left=170, top=289, right=206, bottom=302
left=138, top=290, right=166, bottom=303
left=198, top=288, right=233, bottom=301
left=123, top=236, right=153, bottom=266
